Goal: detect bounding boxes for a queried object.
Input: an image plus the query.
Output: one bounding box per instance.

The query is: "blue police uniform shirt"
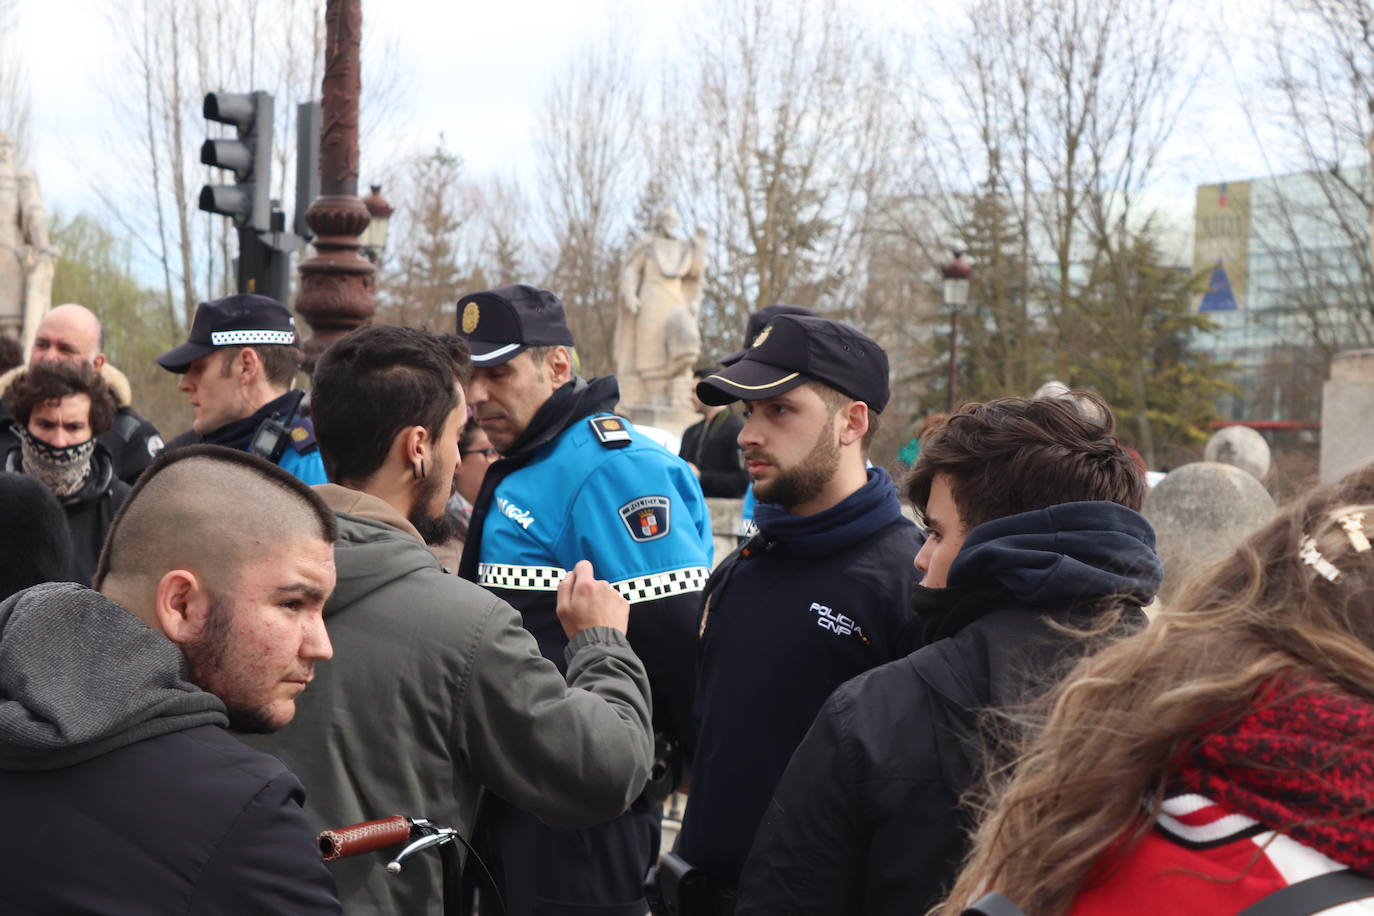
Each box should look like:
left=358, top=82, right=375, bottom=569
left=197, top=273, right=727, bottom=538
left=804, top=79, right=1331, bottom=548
left=191, top=389, right=327, bottom=486
left=477, top=412, right=713, bottom=628
left=460, top=378, right=709, bottom=910
left=276, top=419, right=327, bottom=485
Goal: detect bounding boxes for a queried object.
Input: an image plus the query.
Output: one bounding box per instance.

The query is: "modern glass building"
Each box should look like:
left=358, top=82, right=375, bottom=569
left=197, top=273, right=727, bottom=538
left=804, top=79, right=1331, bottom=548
left=1192, top=168, right=1371, bottom=422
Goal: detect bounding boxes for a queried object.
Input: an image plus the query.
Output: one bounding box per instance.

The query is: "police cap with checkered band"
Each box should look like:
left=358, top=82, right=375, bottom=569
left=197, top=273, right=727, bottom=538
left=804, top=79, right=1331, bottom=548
left=155, top=293, right=300, bottom=374
left=696, top=314, right=890, bottom=412
left=456, top=284, right=575, bottom=367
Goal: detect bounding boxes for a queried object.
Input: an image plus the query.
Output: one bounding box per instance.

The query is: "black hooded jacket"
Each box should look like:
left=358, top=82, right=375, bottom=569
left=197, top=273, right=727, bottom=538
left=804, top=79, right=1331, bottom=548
left=3, top=429, right=130, bottom=585
left=737, top=501, right=1162, bottom=916
left=0, top=583, right=339, bottom=914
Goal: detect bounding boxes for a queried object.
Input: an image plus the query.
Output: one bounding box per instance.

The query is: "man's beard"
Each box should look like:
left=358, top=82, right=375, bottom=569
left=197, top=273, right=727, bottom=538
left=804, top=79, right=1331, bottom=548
left=748, top=419, right=840, bottom=510
left=181, top=595, right=278, bottom=734
left=409, top=468, right=454, bottom=546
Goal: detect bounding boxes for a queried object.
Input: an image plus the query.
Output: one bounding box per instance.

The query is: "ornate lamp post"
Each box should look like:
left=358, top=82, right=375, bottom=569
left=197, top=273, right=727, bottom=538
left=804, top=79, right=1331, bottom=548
left=359, top=184, right=393, bottom=265
left=941, top=251, right=972, bottom=411
left=295, top=0, right=375, bottom=366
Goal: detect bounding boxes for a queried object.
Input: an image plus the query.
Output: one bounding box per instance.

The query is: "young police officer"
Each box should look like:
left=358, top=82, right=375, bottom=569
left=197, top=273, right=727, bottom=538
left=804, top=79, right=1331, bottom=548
left=458, top=284, right=713, bottom=916
left=664, top=315, right=921, bottom=912
left=156, top=294, right=325, bottom=485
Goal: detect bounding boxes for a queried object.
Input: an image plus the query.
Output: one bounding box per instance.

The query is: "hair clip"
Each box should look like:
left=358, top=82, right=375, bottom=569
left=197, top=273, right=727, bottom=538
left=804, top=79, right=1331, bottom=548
left=1299, top=535, right=1342, bottom=583
left=1335, top=510, right=1372, bottom=553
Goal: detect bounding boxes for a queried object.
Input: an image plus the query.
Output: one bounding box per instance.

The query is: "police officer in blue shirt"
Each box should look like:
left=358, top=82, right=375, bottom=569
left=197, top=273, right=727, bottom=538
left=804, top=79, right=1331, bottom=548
left=155, top=294, right=326, bottom=485
left=458, top=284, right=713, bottom=916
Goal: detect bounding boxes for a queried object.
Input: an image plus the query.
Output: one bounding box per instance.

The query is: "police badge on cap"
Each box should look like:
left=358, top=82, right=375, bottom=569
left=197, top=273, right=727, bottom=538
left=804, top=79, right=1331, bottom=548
left=456, top=284, right=575, bottom=367
left=695, top=315, right=891, bottom=412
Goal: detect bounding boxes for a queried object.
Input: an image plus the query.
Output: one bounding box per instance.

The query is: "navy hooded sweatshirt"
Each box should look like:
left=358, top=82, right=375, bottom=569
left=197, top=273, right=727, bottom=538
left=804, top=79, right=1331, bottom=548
left=736, top=500, right=1162, bottom=916
left=677, top=468, right=922, bottom=885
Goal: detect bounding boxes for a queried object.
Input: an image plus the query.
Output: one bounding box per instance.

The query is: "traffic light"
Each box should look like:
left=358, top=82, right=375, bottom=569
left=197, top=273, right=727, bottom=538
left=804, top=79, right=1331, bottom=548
left=199, top=90, right=273, bottom=233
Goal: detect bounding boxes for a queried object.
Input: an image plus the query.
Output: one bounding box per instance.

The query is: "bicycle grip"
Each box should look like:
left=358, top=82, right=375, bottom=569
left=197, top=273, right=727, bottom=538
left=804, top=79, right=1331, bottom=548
left=318, top=815, right=411, bottom=861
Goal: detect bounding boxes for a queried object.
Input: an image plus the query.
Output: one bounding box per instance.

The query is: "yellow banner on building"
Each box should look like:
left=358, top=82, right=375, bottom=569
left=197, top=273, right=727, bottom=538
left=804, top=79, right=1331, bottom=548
left=1194, top=181, right=1250, bottom=311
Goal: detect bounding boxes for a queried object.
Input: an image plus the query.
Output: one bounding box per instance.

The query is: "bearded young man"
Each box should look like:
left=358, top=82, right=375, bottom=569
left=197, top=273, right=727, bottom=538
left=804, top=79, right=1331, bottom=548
left=659, top=315, right=921, bottom=914
left=248, top=324, right=657, bottom=916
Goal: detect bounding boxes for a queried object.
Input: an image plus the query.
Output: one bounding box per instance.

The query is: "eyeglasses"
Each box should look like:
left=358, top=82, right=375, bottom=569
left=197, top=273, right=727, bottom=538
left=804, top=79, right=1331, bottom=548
left=463, top=448, right=498, bottom=461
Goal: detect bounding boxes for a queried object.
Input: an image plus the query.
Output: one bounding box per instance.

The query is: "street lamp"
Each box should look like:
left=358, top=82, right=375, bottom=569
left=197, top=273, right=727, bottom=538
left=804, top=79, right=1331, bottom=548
left=360, top=185, right=393, bottom=265
left=941, top=251, right=972, bottom=411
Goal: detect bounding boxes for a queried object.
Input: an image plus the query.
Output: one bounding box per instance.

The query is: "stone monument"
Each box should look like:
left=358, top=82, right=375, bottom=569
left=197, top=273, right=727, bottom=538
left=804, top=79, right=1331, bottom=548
left=616, top=207, right=706, bottom=437
left=1203, top=425, right=1271, bottom=482
left=1320, top=348, right=1374, bottom=484
left=1144, top=461, right=1276, bottom=608
left=0, top=130, right=57, bottom=352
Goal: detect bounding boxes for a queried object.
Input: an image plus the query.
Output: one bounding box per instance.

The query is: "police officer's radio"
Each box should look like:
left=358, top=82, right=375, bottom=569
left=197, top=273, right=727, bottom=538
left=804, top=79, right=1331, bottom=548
left=249, top=392, right=304, bottom=464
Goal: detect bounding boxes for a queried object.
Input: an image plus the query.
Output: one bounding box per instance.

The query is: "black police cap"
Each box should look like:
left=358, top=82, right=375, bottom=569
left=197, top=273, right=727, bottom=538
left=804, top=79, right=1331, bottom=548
left=720, top=303, right=818, bottom=367
left=156, top=294, right=299, bottom=374
left=457, top=284, right=575, bottom=367
left=696, top=315, right=891, bottom=413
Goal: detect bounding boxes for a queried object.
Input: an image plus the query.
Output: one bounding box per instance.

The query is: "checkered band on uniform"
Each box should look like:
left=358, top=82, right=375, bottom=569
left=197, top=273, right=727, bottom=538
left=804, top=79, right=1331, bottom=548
left=478, top=563, right=711, bottom=605
left=209, top=330, right=297, bottom=346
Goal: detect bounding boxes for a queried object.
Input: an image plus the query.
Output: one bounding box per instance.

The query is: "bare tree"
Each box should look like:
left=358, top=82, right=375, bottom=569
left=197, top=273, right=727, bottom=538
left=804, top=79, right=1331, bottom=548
left=921, top=0, right=1209, bottom=460
left=90, top=0, right=404, bottom=340
left=375, top=144, right=470, bottom=331
left=534, top=34, right=643, bottom=376
left=659, top=0, right=910, bottom=359
left=469, top=174, right=530, bottom=290
left=1243, top=0, right=1374, bottom=365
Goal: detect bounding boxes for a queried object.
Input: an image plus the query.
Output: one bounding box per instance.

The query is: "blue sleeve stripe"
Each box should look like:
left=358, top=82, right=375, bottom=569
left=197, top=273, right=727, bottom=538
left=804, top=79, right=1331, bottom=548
left=478, top=563, right=711, bottom=604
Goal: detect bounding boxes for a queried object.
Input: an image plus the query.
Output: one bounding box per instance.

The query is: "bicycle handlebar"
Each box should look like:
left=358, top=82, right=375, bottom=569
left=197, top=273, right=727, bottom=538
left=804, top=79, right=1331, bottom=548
left=318, top=815, right=412, bottom=861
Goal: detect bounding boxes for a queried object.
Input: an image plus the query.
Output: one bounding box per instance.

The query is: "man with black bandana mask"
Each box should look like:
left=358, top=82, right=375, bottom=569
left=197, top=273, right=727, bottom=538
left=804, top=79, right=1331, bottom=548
left=1, top=360, right=129, bottom=584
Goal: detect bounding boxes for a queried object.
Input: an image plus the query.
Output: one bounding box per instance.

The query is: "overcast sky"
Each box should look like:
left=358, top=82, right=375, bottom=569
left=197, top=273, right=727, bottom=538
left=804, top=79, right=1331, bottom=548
left=11, top=0, right=1283, bottom=228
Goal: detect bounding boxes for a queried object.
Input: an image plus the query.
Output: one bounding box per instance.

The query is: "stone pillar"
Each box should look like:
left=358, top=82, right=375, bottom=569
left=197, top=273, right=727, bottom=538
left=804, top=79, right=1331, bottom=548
left=704, top=497, right=744, bottom=568
left=1320, top=349, right=1374, bottom=484
left=1144, top=462, right=1276, bottom=609
left=1203, top=425, right=1271, bottom=482
left=294, top=0, right=375, bottom=367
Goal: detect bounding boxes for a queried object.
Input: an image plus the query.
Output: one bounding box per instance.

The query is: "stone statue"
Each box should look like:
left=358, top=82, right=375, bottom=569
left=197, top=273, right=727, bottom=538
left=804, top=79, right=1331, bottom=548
left=0, top=131, right=57, bottom=352
left=618, top=207, right=706, bottom=411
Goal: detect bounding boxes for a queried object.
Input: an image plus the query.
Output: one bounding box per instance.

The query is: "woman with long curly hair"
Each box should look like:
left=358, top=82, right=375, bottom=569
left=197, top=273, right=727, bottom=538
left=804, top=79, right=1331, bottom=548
left=940, top=464, right=1374, bottom=916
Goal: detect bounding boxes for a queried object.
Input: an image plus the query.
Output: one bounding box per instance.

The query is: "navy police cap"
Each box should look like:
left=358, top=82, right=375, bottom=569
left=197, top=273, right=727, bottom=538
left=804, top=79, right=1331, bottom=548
left=156, top=294, right=298, bottom=374
left=696, top=315, right=891, bottom=413
left=720, top=303, right=818, bottom=367
left=457, top=284, right=575, bottom=367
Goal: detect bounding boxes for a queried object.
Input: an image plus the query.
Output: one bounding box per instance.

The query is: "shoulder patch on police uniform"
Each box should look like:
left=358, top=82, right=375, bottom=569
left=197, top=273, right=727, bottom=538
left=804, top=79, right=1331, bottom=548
left=287, top=418, right=317, bottom=454
left=589, top=416, right=632, bottom=449
left=619, top=495, right=671, bottom=542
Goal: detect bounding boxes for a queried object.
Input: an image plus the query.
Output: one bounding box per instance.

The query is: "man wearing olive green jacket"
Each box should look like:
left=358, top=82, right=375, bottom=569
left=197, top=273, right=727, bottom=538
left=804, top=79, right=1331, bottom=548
left=248, top=325, right=654, bottom=915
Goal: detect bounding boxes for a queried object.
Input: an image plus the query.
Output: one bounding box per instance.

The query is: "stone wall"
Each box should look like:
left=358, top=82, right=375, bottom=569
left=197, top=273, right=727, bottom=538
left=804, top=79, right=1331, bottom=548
left=704, top=497, right=744, bottom=566
left=1321, top=349, right=1374, bottom=484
